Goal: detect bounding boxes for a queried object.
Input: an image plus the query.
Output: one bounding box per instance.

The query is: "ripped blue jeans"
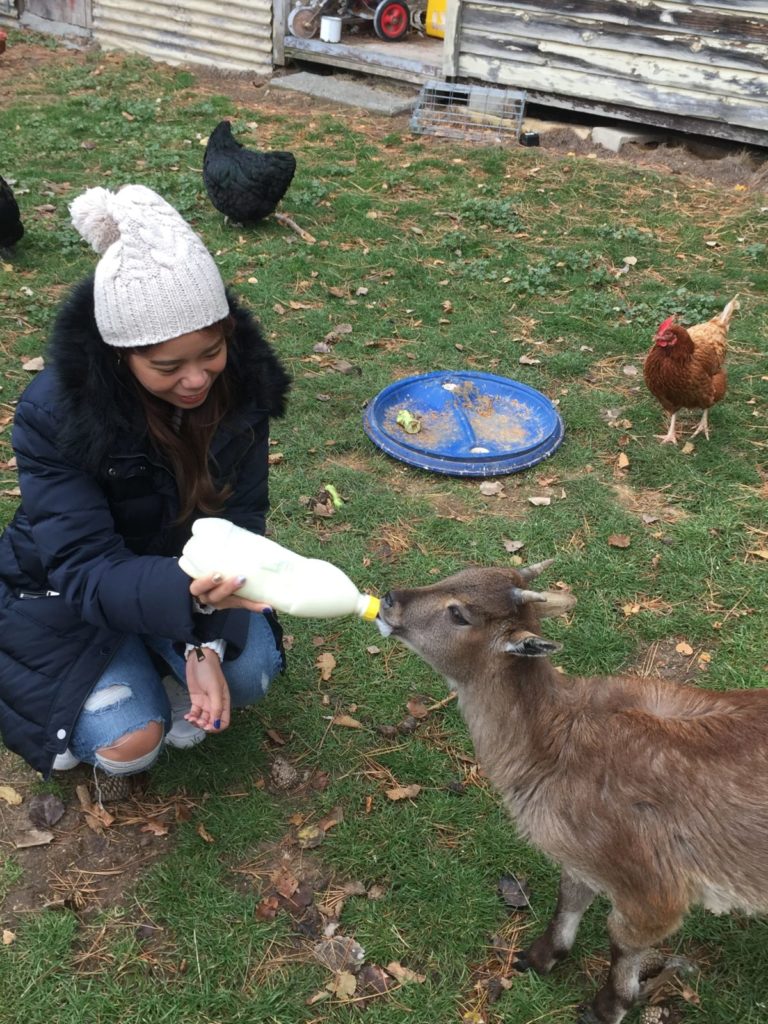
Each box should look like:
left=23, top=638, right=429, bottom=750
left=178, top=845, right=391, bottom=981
left=68, top=612, right=283, bottom=774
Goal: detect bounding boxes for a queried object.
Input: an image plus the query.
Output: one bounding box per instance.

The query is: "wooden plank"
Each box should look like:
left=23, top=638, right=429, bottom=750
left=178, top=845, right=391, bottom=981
left=523, top=86, right=768, bottom=147
left=459, top=30, right=768, bottom=100
left=443, top=0, right=462, bottom=77
left=457, top=50, right=768, bottom=130
left=273, top=0, right=286, bottom=66
left=460, top=8, right=768, bottom=71
left=283, top=38, right=442, bottom=84
left=463, top=0, right=768, bottom=31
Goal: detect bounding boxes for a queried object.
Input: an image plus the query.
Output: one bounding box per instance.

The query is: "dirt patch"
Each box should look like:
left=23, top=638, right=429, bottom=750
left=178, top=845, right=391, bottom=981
left=611, top=482, right=688, bottom=524
left=0, top=749, right=179, bottom=925
left=628, top=638, right=713, bottom=684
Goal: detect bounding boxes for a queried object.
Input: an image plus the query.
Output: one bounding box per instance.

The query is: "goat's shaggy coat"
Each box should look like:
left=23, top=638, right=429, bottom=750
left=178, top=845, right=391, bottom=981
left=378, top=566, right=768, bottom=1024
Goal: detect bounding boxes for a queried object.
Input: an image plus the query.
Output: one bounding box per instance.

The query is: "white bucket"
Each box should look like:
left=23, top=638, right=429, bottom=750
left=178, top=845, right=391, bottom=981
left=319, top=15, right=342, bottom=43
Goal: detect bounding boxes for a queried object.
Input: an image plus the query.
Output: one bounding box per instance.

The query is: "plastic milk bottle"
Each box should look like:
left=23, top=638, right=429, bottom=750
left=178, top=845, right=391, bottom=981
left=179, top=518, right=380, bottom=621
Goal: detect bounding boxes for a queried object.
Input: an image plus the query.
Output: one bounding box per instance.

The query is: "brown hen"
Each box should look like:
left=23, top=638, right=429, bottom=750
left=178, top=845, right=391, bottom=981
left=643, top=295, right=738, bottom=444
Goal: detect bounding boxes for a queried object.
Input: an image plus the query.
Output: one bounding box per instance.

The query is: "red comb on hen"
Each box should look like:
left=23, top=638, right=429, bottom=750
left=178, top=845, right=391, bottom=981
left=656, top=315, right=677, bottom=333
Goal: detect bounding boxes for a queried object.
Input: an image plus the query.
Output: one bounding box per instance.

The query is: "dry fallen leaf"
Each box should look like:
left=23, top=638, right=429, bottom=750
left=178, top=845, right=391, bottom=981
left=316, top=651, right=337, bottom=681
left=271, top=867, right=300, bottom=899
left=385, top=784, right=421, bottom=801
left=15, top=828, right=54, bottom=848
left=680, top=984, right=701, bottom=1006
left=0, top=785, right=23, bottom=806
left=608, top=534, right=631, bottom=548
left=141, top=819, right=170, bottom=837
left=76, top=784, right=114, bottom=829
left=256, top=894, right=280, bottom=920
left=681, top=441, right=695, bottom=454
left=617, top=452, right=630, bottom=470
left=503, top=539, right=525, bottom=553
left=27, top=793, right=65, bottom=828
left=306, top=989, right=332, bottom=1006
left=748, top=549, right=768, bottom=561
left=479, top=480, right=505, bottom=497
left=519, top=353, right=541, bottom=365
left=676, top=642, right=694, bottom=656
left=386, top=961, right=426, bottom=984
left=357, top=962, right=397, bottom=999
left=406, top=698, right=430, bottom=720
left=313, top=935, right=366, bottom=973
left=2, top=929, right=15, bottom=945
left=196, top=822, right=215, bottom=843
left=326, top=970, right=357, bottom=1000
left=297, top=823, right=325, bottom=850
left=331, top=714, right=363, bottom=729
left=528, top=496, right=551, bottom=507
left=317, top=805, right=344, bottom=833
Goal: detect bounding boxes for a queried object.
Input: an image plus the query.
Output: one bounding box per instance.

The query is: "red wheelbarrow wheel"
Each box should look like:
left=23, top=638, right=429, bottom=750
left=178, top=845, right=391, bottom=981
left=374, top=0, right=410, bottom=40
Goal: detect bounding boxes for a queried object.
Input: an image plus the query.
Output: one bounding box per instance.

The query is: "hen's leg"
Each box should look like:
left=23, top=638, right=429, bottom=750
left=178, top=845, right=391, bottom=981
left=690, top=409, right=710, bottom=440
left=656, top=412, right=678, bottom=445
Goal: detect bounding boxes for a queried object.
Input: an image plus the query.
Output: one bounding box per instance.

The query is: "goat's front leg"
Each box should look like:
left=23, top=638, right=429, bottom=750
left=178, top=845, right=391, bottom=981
left=579, top=903, right=686, bottom=1024
left=515, top=868, right=596, bottom=974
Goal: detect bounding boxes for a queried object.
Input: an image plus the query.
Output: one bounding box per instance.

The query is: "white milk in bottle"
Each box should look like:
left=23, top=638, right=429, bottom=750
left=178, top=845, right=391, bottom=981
left=178, top=518, right=380, bottom=620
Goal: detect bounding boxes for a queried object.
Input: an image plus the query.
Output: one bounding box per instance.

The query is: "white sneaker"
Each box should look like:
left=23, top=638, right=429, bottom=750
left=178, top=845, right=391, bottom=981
left=162, top=675, right=207, bottom=749
left=52, top=748, right=81, bottom=771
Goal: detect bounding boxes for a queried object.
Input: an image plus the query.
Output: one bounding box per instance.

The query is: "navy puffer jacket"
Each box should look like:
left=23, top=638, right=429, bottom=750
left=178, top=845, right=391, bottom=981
left=0, top=277, right=290, bottom=776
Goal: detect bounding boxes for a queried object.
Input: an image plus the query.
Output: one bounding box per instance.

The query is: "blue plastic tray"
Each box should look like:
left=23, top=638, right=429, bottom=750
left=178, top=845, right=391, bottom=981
left=363, top=371, right=564, bottom=477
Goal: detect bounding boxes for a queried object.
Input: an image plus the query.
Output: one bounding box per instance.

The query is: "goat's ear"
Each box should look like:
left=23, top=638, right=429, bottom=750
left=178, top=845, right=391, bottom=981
left=537, top=590, right=576, bottom=618
left=504, top=635, right=562, bottom=657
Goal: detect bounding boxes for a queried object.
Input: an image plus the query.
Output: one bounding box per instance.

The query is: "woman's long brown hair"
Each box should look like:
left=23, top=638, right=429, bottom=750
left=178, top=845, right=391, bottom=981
left=128, top=316, right=236, bottom=523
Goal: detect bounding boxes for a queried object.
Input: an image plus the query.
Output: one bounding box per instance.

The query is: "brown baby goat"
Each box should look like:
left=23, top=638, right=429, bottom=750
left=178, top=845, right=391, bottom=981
left=377, top=562, right=768, bottom=1024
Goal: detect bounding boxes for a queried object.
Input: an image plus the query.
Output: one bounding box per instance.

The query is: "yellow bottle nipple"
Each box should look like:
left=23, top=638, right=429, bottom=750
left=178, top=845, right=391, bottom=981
left=360, top=595, right=380, bottom=621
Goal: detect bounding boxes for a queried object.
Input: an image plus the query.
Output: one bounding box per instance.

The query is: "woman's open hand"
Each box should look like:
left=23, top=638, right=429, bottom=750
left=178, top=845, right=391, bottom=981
left=189, top=573, right=272, bottom=613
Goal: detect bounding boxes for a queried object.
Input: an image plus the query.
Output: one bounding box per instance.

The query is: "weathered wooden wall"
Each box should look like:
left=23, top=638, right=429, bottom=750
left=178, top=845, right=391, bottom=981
left=93, top=0, right=273, bottom=74
left=454, top=1, right=768, bottom=144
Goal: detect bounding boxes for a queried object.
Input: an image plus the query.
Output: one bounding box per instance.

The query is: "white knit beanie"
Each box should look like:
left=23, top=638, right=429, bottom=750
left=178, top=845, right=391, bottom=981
left=69, top=184, right=229, bottom=348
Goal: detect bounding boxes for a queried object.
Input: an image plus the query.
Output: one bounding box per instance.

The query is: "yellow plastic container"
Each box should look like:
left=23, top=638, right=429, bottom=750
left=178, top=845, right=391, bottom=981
left=426, top=0, right=446, bottom=39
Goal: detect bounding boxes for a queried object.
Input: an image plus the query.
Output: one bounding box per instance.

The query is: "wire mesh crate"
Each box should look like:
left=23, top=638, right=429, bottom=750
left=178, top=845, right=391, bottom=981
left=410, top=81, right=527, bottom=144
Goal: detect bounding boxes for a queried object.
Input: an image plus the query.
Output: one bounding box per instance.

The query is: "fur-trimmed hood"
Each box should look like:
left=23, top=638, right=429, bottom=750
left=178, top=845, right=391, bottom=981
left=47, top=275, right=290, bottom=473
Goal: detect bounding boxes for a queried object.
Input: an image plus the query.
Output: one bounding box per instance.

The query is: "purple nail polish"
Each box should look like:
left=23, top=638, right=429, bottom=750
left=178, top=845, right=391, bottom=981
left=262, top=606, right=273, bottom=615
left=235, top=576, right=247, bottom=586
left=213, top=719, right=221, bottom=729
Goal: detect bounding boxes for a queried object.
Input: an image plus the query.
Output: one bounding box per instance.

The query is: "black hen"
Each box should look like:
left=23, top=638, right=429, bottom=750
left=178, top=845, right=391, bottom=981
left=203, top=121, right=297, bottom=224
left=0, top=175, right=24, bottom=251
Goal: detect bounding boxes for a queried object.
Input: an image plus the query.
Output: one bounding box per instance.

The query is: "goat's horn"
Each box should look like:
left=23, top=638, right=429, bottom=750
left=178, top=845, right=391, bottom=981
left=510, top=586, right=548, bottom=605
left=518, top=559, right=554, bottom=582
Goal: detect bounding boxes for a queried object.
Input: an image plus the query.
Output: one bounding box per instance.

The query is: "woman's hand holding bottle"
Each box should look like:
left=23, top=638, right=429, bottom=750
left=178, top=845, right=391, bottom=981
left=189, top=572, right=272, bottom=614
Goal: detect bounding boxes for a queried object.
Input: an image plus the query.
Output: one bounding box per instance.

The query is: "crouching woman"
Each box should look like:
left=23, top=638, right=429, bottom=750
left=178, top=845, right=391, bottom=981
left=0, top=184, right=291, bottom=796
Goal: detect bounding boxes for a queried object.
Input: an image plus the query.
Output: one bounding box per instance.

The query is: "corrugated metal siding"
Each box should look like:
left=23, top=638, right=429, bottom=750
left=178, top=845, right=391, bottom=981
left=93, top=0, right=273, bottom=74
left=455, top=1, right=768, bottom=141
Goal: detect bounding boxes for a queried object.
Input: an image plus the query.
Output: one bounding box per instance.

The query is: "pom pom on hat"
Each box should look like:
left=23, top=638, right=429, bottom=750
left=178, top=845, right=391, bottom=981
left=70, top=187, right=122, bottom=255
left=69, top=183, right=229, bottom=348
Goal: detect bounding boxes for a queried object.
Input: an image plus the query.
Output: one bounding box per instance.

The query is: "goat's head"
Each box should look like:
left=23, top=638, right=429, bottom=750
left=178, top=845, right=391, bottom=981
left=377, top=562, right=576, bottom=681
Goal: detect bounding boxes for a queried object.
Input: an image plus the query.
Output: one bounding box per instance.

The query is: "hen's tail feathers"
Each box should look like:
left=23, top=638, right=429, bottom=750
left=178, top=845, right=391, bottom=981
left=717, top=294, right=740, bottom=328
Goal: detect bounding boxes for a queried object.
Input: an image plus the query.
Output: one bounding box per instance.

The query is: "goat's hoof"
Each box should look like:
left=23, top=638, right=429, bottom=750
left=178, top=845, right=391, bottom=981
left=512, top=950, right=532, bottom=972
left=575, top=1005, right=601, bottom=1024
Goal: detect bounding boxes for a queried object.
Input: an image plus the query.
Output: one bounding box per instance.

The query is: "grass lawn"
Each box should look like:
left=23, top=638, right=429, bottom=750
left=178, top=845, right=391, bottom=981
left=1, top=29, right=767, bottom=1024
